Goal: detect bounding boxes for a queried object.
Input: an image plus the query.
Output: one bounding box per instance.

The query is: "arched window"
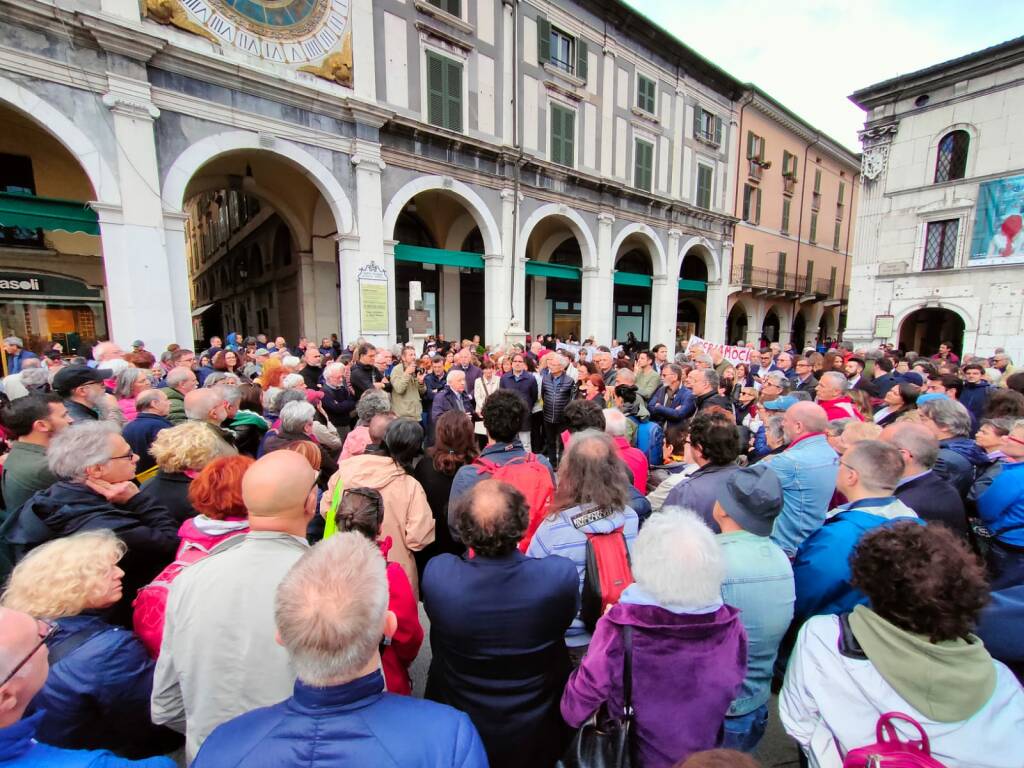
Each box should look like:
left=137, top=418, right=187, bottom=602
left=934, top=130, right=969, bottom=183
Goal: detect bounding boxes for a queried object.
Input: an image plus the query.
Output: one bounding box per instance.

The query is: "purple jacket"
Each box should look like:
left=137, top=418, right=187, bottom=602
left=561, top=601, right=746, bottom=768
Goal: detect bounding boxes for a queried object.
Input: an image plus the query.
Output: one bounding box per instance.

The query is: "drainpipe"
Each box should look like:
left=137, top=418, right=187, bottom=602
left=507, top=0, right=523, bottom=325
left=793, top=132, right=821, bottom=345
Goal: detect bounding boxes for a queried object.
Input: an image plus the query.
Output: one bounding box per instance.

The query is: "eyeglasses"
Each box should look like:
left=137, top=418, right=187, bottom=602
left=109, top=450, right=137, bottom=462
left=839, top=460, right=859, bottom=473
left=1, top=619, right=56, bottom=687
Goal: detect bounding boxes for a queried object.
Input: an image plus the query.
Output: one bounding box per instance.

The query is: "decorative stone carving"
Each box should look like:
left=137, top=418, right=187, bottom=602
left=858, top=122, right=899, bottom=182
left=298, top=31, right=353, bottom=87
left=142, top=0, right=219, bottom=44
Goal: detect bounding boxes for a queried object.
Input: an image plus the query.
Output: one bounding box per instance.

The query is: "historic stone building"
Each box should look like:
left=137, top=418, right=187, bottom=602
left=846, top=36, right=1024, bottom=358
left=0, top=0, right=856, bottom=353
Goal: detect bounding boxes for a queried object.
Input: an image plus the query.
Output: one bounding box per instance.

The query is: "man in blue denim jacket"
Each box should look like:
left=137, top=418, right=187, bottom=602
left=713, top=463, right=794, bottom=752
left=763, top=401, right=838, bottom=557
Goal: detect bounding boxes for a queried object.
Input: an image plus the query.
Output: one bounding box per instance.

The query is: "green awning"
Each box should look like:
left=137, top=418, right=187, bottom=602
left=394, top=243, right=484, bottom=269
left=525, top=261, right=581, bottom=281
left=0, top=191, right=99, bottom=235
left=613, top=271, right=652, bottom=288
left=678, top=279, right=707, bottom=292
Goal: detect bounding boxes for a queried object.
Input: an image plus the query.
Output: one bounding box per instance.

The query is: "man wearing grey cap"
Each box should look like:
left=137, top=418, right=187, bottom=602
left=712, top=462, right=794, bottom=751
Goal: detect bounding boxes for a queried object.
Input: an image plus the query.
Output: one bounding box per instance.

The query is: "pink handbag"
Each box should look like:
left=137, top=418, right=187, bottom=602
left=842, top=712, right=948, bottom=767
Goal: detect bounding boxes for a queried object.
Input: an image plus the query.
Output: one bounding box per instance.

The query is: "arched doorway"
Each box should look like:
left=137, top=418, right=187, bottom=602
left=522, top=216, right=584, bottom=339
left=791, top=311, right=807, bottom=351
left=727, top=303, right=748, bottom=347
left=0, top=100, right=108, bottom=355
left=613, top=232, right=658, bottom=346
left=677, top=249, right=710, bottom=345
left=898, top=307, right=965, bottom=357
left=762, top=308, right=781, bottom=344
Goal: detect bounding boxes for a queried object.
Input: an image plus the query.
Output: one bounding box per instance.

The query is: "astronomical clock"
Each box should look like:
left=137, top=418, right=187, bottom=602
left=143, top=0, right=353, bottom=85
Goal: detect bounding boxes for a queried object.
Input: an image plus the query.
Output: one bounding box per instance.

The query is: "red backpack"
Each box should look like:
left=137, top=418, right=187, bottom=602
left=580, top=529, right=634, bottom=631
left=843, top=713, right=948, bottom=768
left=473, top=454, right=554, bottom=552
left=132, top=541, right=216, bottom=659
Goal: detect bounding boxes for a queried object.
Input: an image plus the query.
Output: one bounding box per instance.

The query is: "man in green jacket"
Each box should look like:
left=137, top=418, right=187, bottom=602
left=389, top=346, right=426, bottom=420
left=634, top=350, right=660, bottom=400
left=0, top=393, right=72, bottom=519
left=161, top=368, right=198, bottom=426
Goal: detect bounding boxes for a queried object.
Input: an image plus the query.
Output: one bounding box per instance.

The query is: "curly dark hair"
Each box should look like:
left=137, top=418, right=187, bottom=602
left=481, top=389, right=526, bottom=443
left=688, top=411, right=740, bottom=466
left=430, top=409, right=479, bottom=475
left=564, top=399, right=605, bottom=434
left=850, top=521, right=989, bottom=642
left=453, top=479, right=528, bottom=557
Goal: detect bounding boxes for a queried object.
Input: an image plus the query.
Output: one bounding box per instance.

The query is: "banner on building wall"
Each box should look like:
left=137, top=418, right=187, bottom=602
left=968, top=173, right=1024, bottom=266
left=358, top=262, right=389, bottom=335
left=685, top=336, right=756, bottom=365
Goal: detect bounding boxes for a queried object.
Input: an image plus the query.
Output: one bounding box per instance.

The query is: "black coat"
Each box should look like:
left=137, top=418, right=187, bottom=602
left=321, top=383, right=356, bottom=431
left=794, top=374, right=819, bottom=401
left=894, top=470, right=968, bottom=537
left=349, top=362, right=383, bottom=401
left=139, top=470, right=194, bottom=525
left=423, top=550, right=580, bottom=768
left=122, top=413, right=173, bottom=473
left=412, top=457, right=466, bottom=581
left=541, top=371, right=574, bottom=424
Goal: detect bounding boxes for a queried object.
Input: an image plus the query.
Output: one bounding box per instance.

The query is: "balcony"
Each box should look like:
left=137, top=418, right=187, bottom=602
left=747, top=159, right=763, bottom=181
left=783, top=176, right=797, bottom=195
left=732, top=265, right=849, bottom=302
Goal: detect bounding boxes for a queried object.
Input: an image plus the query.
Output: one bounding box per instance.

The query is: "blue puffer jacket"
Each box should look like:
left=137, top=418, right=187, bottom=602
left=935, top=436, right=990, bottom=497
left=26, top=614, right=181, bottom=758
left=647, top=385, right=696, bottom=424
left=978, top=460, right=1024, bottom=548
left=191, top=671, right=487, bottom=768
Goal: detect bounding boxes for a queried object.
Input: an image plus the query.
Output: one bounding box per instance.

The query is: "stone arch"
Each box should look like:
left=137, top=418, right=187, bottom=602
left=517, top=203, right=597, bottom=270
left=161, top=131, right=354, bottom=235
left=383, top=176, right=500, bottom=256
left=611, top=222, right=667, bottom=277
left=0, top=74, right=120, bottom=206
left=894, top=301, right=974, bottom=336
left=675, top=235, right=722, bottom=283
left=189, top=173, right=310, bottom=248
left=444, top=212, right=480, bottom=251
left=537, top=232, right=576, bottom=264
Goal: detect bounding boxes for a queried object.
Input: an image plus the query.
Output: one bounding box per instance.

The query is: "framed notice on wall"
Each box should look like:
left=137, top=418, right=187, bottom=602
left=358, top=262, right=389, bottom=334
left=873, top=314, right=895, bottom=339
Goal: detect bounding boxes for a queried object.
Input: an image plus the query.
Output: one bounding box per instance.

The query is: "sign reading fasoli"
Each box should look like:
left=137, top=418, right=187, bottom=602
left=0, top=277, right=42, bottom=292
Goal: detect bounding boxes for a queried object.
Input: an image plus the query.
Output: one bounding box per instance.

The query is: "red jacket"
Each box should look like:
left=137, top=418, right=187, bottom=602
left=818, top=396, right=864, bottom=422
left=613, top=436, right=650, bottom=494
left=379, top=537, right=424, bottom=695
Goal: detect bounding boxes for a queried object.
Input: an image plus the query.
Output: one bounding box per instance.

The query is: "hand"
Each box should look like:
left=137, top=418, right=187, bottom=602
left=406, top=363, right=416, bottom=375
left=373, top=381, right=386, bottom=390
left=86, top=478, right=139, bottom=504
left=417, top=373, right=426, bottom=383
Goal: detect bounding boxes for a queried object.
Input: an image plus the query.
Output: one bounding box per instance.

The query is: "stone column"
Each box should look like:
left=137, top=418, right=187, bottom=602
left=297, top=250, right=316, bottom=339
left=648, top=275, right=676, bottom=349
left=703, top=239, right=732, bottom=344
left=530, top=276, right=548, bottom=331
left=582, top=212, right=615, bottom=343
left=440, top=266, right=462, bottom=339
left=483, top=252, right=508, bottom=345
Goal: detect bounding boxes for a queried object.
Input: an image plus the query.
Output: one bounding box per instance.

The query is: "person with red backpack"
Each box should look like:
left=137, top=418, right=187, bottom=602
left=526, top=430, right=639, bottom=665
left=447, top=390, right=555, bottom=551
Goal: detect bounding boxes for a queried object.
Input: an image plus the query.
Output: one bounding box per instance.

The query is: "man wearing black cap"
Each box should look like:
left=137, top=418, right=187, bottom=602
left=52, top=365, right=111, bottom=424
left=712, top=463, right=794, bottom=751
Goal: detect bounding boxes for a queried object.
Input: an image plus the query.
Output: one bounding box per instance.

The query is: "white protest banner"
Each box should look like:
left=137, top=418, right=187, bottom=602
left=685, top=336, right=756, bottom=366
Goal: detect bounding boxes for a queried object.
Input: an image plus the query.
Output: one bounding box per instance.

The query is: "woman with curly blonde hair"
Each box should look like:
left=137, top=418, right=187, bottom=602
left=1, top=530, right=181, bottom=757
left=137, top=421, right=237, bottom=523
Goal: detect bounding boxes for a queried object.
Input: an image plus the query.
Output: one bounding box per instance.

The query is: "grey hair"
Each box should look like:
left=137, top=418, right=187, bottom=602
left=766, top=414, right=786, bottom=444
left=699, top=368, right=720, bottom=390
left=282, top=373, right=306, bottom=389
left=20, top=368, right=49, bottom=390
left=356, top=390, right=391, bottom=424
left=166, top=368, right=194, bottom=390
left=275, top=533, right=389, bottom=686
left=3, top=336, right=23, bottom=347
left=113, top=367, right=147, bottom=399
left=615, top=368, right=636, bottom=385
left=446, top=369, right=466, bottom=384
left=135, top=388, right=165, bottom=412
left=886, top=423, right=940, bottom=470
left=282, top=355, right=301, bottom=370
left=763, top=371, right=792, bottom=391
left=47, top=421, right=119, bottom=479
left=274, top=389, right=306, bottom=413
left=603, top=408, right=628, bottom=437
left=633, top=507, right=724, bottom=608
left=216, top=384, right=242, bottom=407
left=919, top=398, right=972, bottom=438
left=820, top=371, right=849, bottom=391
left=548, top=354, right=568, bottom=368
left=694, top=354, right=714, bottom=367
left=203, top=372, right=240, bottom=388
left=825, top=418, right=853, bottom=438
left=324, top=362, right=346, bottom=377
left=184, top=388, right=222, bottom=420
left=280, top=400, right=316, bottom=433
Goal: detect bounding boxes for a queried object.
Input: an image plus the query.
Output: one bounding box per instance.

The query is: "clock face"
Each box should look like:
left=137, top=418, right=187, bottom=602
left=180, top=0, right=350, bottom=63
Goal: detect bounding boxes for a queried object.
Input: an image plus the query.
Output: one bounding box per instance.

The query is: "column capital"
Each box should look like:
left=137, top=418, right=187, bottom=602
left=336, top=233, right=361, bottom=248
left=667, top=228, right=683, bottom=240
left=597, top=212, right=615, bottom=225
left=482, top=252, right=504, bottom=262
left=89, top=201, right=125, bottom=225
left=351, top=153, right=386, bottom=173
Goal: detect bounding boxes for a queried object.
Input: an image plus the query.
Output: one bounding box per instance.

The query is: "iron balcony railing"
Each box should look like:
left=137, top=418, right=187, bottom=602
left=731, top=264, right=849, bottom=300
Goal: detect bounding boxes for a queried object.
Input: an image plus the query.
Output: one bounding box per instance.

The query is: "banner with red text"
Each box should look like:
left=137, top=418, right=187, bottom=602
left=685, top=336, right=756, bottom=366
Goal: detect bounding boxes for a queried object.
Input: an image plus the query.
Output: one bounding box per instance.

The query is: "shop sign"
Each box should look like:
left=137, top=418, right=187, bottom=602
left=0, top=273, right=102, bottom=299
left=0, top=276, right=42, bottom=292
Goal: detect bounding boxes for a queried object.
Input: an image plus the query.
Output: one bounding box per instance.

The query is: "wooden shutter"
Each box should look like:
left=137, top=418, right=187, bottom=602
left=537, top=16, right=551, bottom=63
left=576, top=39, right=588, bottom=80
left=810, top=212, right=818, bottom=243
left=834, top=221, right=842, bottom=250
left=445, top=58, right=463, bottom=131
left=777, top=252, right=787, bottom=288
left=635, top=140, right=652, bottom=191
left=806, top=260, right=814, bottom=292
left=782, top=197, right=791, bottom=232
left=697, top=165, right=712, bottom=208
left=427, top=52, right=445, bottom=128
left=754, top=188, right=761, bottom=223
left=838, top=182, right=845, bottom=204
left=693, top=106, right=702, bottom=138
left=551, top=105, right=574, bottom=167
left=743, top=244, right=754, bottom=282
left=829, top=266, right=837, bottom=295
left=563, top=108, right=575, bottom=167
left=814, top=168, right=822, bottom=193
left=746, top=131, right=755, bottom=160
left=714, top=115, right=722, bottom=145
left=444, top=0, right=460, bottom=15
left=550, top=106, right=563, bottom=164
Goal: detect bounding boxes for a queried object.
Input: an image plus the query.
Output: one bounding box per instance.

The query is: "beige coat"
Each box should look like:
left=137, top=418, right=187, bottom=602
left=322, top=453, right=435, bottom=595
left=389, top=364, right=426, bottom=419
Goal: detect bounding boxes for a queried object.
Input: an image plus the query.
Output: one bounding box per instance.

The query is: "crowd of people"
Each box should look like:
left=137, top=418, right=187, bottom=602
left=0, top=328, right=1022, bottom=768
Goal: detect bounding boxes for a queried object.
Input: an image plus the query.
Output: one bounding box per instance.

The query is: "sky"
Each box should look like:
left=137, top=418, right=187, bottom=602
left=622, top=0, right=1024, bottom=151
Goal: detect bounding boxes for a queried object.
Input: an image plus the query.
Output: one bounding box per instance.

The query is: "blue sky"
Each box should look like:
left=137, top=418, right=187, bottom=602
left=622, top=0, right=1024, bottom=151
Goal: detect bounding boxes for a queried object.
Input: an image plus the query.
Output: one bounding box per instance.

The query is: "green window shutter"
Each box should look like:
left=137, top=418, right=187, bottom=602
left=814, top=168, right=822, bottom=193
left=635, top=140, right=652, bottom=191
left=777, top=252, right=787, bottom=288
left=743, top=244, right=754, bottom=282
left=575, top=39, right=588, bottom=80
left=746, top=131, right=754, bottom=160
left=550, top=106, right=563, bottom=164
left=537, top=16, right=551, bottom=63
left=427, top=52, right=445, bottom=128
left=759, top=136, right=766, bottom=162
left=697, top=165, right=712, bottom=208
left=781, top=197, right=791, bottom=232
left=838, top=181, right=845, bottom=204
left=806, top=260, right=814, bottom=292
left=551, top=105, right=574, bottom=167
left=834, top=221, right=842, bottom=250
left=829, top=266, right=837, bottom=294
left=444, top=0, right=460, bottom=15
left=714, top=115, right=723, bottom=145
left=777, top=251, right=786, bottom=272
left=810, top=212, right=818, bottom=243
left=755, top=188, right=761, bottom=223
left=637, top=76, right=655, bottom=113
left=445, top=58, right=463, bottom=131
left=563, top=108, right=575, bottom=167
left=692, top=107, right=702, bottom=138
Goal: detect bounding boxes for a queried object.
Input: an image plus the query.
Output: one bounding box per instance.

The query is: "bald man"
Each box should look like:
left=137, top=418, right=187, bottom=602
left=183, top=388, right=235, bottom=447
left=0, top=607, right=175, bottom=766
left=763, top=400, right=839, bottom=557
left=152, top=451, right=317, bottom=761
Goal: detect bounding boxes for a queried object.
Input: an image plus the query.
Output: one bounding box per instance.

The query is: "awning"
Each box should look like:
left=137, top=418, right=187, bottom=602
left=191, top=304, right=215, bottom=318
left=394, top=243, right=484, bottom=269
left=678, top=279, right=707, bottom=292
left=0, top=191, right=100, bottom=235
left=613, top=271, right=652, bottom=288
left=525, top=260, right=581, bottom=281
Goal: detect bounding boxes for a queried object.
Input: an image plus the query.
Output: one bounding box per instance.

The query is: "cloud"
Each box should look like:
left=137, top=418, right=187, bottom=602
left=624, top=0, right=1023, bottom=151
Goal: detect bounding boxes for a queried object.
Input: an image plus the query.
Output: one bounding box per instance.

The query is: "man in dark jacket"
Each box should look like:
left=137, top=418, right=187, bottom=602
left=540, top=354, right=574, bottom=467
left=422, top=356, right=448, bottom=415
left=499, top=352, right=538, bottom=449
left=298, top=347, right=324, bottom=390
left=648, top=363, right=696, bottom=425
left=451, top=349, right=483, bottom=408
left=6, top=422, right=178, bottom=625
left=349, top=343, right=384, bottom=401
left=959, top=364, right=991, bottom=425
left=883, top=421, right=968, bottom=537
left=320, top=362, right=355, bottom=432
left=793, top=358, right=819, bottom=400
left=919, top=396, right=989, bottom=497
left=191, top=533, right=487, bottom=768
left=430, top=370, right=473, bottom=436
left=52, top=365, right=110, bottom=424
left=122, top=389, right=173, bottom=473
left=424, top=479, right=578, bottom=768
left=687, top=367, right=737, bottom=419
left=664, top=411, right=740, bottom=528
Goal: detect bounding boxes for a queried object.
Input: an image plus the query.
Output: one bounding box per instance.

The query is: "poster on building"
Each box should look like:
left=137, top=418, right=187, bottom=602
left=358, top=262, right=389, bottom=334
left=685, top=336, right=756, bottom=365
left=968, top=173, right=1024, bottom=266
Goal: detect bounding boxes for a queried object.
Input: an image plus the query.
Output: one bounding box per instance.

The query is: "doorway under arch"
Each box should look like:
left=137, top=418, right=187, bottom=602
left=762, top=308, right=781, bottom=344
left=898, top=307, right=965, bottom=357
left=613, top=234, right=656, bottom=346
left=727, top=303, right=748, bottom=347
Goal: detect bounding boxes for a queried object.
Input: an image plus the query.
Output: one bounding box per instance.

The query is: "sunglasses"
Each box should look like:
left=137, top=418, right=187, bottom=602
left=1, top=619, right=56, bottom=686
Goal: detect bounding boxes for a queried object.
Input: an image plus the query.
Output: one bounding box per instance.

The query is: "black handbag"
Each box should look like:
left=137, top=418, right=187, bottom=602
left=558, top=625, right=634, bottom=768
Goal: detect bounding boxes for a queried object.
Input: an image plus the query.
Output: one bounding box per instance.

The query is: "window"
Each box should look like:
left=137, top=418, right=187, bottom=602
left=427, top=0, right=460, bottom=15
left=782, top=150, right=798, bottom=177
left=811, top=168, right=822, bottom=210
left=934, top=130, right=969, bottom=183
left=805, top=260, right=815, bottom=293
left=837, top=181, right=846, bottom=220
left=746, top=131, right=765, bottom=162
left=693, top=107, right=722, bottom=145
left=829, top=266, right=837, bottom=296
left=636, top=74, right=656, bottom=114
left=537, top=18, right=588, bottom=79
left=742, top=244, right=754, bottom=283
left=426, top=51, right=463, bottom=132
left=776, top=252, right=787, bottom=289
left=923, top=219, right=959, bottom=270
left=742, top=184, right=761, bottom=224
left=0, top=153, right=42, bottom=247
left=781, top=197, right=791, bottom=234
left=550, top=103, right=576, bottom=168
left=696, top=164, right=713, bottom=209
left=809, top=211, right=818, bottom=243
left=833, top=221, right=842, bottom=251
left=633, top=139, right=654, bottom=191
